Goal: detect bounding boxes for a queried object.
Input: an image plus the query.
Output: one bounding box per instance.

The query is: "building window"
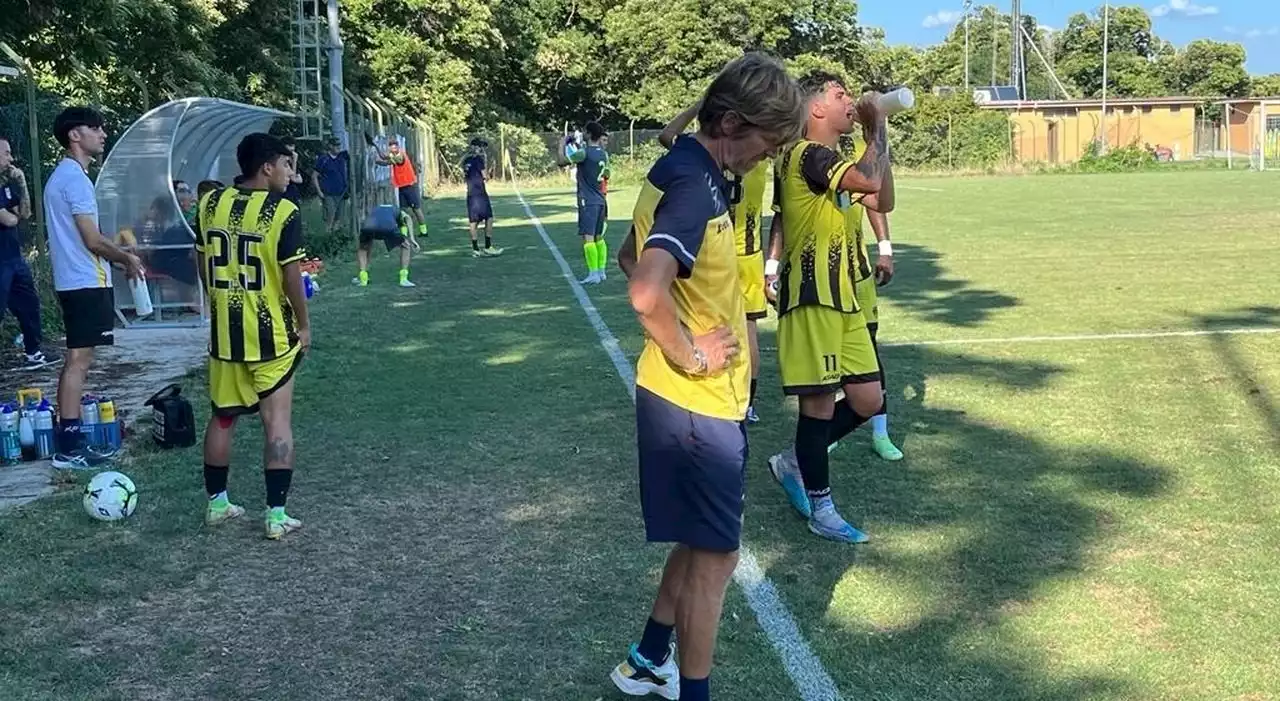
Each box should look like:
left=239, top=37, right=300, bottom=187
left=1267, top=115, right=1280, bottom=131
left=1171, top=105, right=1182, bottom=113
left=1142, top=106, right=1152, bottom=114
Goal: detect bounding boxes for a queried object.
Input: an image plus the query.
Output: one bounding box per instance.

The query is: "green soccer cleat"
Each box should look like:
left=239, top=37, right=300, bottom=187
left=265, top=510, right=303, bottom=540
left=871, top=435, right=904, bottom=461
left=206, top=499, right=245, bottom=526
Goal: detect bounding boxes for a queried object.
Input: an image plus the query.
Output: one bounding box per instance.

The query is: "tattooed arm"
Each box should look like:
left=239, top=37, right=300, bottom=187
left=836, top=96, right=895, bottom=212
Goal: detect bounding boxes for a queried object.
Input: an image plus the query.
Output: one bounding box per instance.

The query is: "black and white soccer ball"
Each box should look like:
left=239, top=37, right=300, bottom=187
left=83, top=471, right=138, bottom=522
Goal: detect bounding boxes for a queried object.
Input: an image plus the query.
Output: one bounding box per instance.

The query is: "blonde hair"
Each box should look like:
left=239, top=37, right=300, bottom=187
left=698, top=52, right=805, bottom=144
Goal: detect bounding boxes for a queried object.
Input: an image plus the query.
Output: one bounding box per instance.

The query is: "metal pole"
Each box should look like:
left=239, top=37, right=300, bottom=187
left=326, top=0, right=348, bottom=149
left=1101, top=1, right=1110, bottom=151
left=1227, top=103, right=1234, bottom=169
left=963, top=0, right=972, bottom=92
left=991, top=8, right=998, bottom=87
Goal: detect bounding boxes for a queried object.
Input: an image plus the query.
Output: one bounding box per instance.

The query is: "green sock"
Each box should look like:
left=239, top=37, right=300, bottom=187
left=418, top=222, right=428, bottom=236
left=584, top=241, right=596, bottom=272
left=358, top=269, right=369, bottom=284
left=399, top=268, right=409, bottom=283
left=597, top=239, right=608, bottom=272
left=268, top=506, right=286, bottom=521
left=209, top=492, right=228, bottom=508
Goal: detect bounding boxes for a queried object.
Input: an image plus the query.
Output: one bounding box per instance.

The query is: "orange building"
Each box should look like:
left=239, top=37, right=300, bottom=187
left=979, top=96, right=1203, bottom=164
left=1213, top=98, right=1280, bottom=165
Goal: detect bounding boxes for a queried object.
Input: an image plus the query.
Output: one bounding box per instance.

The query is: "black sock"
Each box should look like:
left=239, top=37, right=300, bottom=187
left=264, top=469, right=293, bottom=508
left=827, top=397, right=882, bottom=445
left=204, top=464, right=229, bottom=497
left=59, top=418, right=83, bottom=453
left=471, top=239, right=480, bottom=251
left=749, top=378, right=758, bottom=406
left=795, top=414, right=831, bottom=498
left=637, top=616, right=674, bottom=664
left=485, top=235, right=493, bottom=249
left=679, top=675, right=709, bottom=701
left=876, top=390, right=888, bottom=418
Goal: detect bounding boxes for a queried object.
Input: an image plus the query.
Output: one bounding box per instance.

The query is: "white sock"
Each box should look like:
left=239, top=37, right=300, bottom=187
left=870, top=414, right=888, bottom=438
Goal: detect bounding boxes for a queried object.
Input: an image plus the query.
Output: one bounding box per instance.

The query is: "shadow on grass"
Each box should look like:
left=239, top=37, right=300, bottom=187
left=1194, top=306, right=1280, bottom=455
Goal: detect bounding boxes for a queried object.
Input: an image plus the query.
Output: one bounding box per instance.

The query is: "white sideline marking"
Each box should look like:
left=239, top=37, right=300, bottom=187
left=756, top=326, right=1280, bottom=353
left=514, top=186, right=844, bottom=701
left=899, top=185, right=944, bottom=192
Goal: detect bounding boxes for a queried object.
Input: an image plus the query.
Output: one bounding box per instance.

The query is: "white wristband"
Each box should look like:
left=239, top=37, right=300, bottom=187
left=764, top=258, right=780, bottom=276
left=877, top=240, right=893, bottom=257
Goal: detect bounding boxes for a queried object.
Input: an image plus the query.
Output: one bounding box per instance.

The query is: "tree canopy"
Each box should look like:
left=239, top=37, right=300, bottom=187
left=0, top=1, right=1266, bottom=146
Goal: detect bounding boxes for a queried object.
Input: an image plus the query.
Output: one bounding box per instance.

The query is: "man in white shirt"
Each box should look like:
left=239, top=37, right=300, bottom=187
left=44, top=106, right=142, bottom=470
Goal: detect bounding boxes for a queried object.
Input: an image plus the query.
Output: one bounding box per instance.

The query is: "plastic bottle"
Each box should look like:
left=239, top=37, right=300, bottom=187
left=18, top=406, right=36, bottom=461
left=97, top=397, right=121, bottom=449
left=34, top=400, right=55, bottom=459
left=0, top=404, right=21, bottom=465
left=81, top=395, right=101, bottom=447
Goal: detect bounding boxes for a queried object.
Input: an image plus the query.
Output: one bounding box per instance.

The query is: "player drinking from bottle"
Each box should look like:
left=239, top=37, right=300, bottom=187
left=763, top=71, right=895, bottom=544
left=195, top=133, right=311, bottom=540
left=610, top=52, right=805, bottom=701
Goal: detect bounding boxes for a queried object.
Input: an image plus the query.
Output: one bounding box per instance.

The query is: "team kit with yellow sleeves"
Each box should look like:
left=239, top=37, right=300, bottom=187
left=196, top=187, right=308, bottom=416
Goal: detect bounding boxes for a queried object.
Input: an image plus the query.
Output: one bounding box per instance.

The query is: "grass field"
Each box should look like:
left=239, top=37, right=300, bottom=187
left=2, top=169, right=1279, bottom=701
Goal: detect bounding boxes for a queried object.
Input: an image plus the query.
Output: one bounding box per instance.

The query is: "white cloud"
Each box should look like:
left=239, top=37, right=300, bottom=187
left=1151, top=0, right=1219, bottom=18
left=922, top=10, right=963, bottom=28
left=1242, top=26, right=1280, bottom=39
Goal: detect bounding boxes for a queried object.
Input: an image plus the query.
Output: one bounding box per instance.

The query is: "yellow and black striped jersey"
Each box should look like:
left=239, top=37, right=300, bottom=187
left=726, top=160, right=769, bottom=256
left=771, top=140, right=872, bottom=316
left=196, top=187, right=307, bottom=362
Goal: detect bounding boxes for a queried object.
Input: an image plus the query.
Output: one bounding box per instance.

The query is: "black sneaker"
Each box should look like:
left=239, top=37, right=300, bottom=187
left=19, top=350, right=57, bottom=370
left=52, top=449, right=109, bottom=471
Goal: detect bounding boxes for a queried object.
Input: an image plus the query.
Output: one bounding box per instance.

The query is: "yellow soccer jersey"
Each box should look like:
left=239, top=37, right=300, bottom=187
left=196, top=187, right=307, bottom=363
left=771, top=140, right=872, bottom=317
left=632, top=135, right=749, bottom=422
left=726, top=160, right=769, bottom=256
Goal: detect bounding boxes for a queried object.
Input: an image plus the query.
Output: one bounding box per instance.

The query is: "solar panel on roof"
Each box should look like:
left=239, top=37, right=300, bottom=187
left=993, top=86, right=1021, bottom=101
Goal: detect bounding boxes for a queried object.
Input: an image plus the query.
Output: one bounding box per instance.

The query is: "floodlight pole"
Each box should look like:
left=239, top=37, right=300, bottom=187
left=1100, top=1, right=1110, bottom=152
left=327, top=0, right=349, bottom=150
left=963, top=0, right=972, bottom=92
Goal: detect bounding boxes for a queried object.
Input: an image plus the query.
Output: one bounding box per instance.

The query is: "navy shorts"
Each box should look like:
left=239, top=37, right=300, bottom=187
left=467, top=192, right=493, bottom=223
left=398, top=185, right=422, bottom=210
left=636, top=387, right=747, bottom=553
left=578, top=201, right=607, bottom=238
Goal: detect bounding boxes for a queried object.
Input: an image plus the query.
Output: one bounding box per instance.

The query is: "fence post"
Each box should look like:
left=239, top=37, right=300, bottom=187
left=630, top=118, right=636, bottom=160
left=499, top=124, right=508, bottom=181
left=948, top=113, right=953, bottom=169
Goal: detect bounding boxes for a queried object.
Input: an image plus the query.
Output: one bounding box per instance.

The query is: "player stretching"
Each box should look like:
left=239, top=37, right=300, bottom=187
left=659, top=105, right=770, bottom=423
left=611, top=53, right=804, bottom=701
left=461, top=137, right=503, bottom=258
left=764, top=71, right=894, bottom=544
left=569, top=122, right=611, bottom=284
left=195, top=133, right=311, bottom=540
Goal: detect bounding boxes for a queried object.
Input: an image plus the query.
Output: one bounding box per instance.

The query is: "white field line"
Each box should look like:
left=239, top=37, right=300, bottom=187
left=513, top=186, right=844, bottom=701
left=898, top=185, right=945, bottom=192
left=756, top=326, right=1280, bottom=352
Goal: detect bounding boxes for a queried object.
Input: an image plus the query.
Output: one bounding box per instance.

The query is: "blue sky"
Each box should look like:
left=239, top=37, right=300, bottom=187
left=862, top=0, right=1280, bottom=74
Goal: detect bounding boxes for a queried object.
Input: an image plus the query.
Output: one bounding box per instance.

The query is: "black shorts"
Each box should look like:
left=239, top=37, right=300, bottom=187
left=467, top=192, right=493, bottom=223
left=397, top=185, right=422, bottom=210
left=359, top=228, right=407, bottom=251
left=578, top=202, right=607, bottom=238
left=636, top=386, right=747, bottom=553
left=57, top=287, right=115, bottom=349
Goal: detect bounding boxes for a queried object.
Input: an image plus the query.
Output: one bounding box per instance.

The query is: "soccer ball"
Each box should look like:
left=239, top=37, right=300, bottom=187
left=83, top=471, right=138, bottom=522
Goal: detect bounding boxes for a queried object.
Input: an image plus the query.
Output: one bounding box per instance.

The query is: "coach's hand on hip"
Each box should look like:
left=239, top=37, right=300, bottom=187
left=693, top=326, right=740, bottom=375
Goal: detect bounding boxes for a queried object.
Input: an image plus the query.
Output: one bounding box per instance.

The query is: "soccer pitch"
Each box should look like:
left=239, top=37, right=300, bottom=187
left=2, top=170, right=1278, bottom=700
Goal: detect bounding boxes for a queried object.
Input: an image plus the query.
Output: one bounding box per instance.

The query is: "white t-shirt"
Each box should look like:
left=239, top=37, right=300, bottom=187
left=44, top=157, right=110, bottom=291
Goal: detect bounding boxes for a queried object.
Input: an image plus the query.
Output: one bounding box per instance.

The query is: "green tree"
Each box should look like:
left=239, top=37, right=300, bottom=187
left=1158, top=39, right=1250, bottom=97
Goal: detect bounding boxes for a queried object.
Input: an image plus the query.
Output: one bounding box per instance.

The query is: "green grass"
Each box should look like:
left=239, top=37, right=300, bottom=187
left=2, top=170, right=1279, bottom=700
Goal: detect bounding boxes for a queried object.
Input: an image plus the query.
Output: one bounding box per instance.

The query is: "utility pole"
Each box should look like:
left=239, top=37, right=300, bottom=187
left=1100, top=1, right=1110, bottom=151
left=964, top=0, right=973, bottom=93
left=326, top=0, right=348, bottom=149
left=1010, top=0, right=1024, bottom=98
left=991, top=6, right=998, bottom=87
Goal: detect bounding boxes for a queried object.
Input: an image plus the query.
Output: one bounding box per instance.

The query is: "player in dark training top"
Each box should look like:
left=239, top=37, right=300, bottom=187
left=462, top=137, right=502, bottom=257
left=568, top=122, right=611, bottom=283
left=195, top=133, right=312, bottom=541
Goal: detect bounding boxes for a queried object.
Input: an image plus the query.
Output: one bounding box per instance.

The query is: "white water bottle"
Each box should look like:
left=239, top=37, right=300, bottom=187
left=131, top=277, right=154, bottom=317
left=877, top=88, right=915, bottom=116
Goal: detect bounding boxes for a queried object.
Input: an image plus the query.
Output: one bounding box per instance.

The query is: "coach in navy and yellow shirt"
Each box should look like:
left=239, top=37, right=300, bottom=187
left=628, top=133, right=749, bottom=555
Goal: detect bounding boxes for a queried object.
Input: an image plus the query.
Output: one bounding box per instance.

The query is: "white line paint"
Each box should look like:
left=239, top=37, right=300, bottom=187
left=758, top=326, right=1280, bottom=352
left=899, top=185, right=944, bottom=192
left=514, top=186, right=843, bottom=701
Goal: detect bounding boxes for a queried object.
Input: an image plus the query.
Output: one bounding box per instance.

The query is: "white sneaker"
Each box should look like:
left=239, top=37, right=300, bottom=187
left=580, top=271, right=601, bottom=285
left=610, top=643, right=679, bottom=699
left=399, top=279, right=416, bottom=287
left=598, top=269, right=607, bottom=282
left=807, top=498, right=870, bottom=544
